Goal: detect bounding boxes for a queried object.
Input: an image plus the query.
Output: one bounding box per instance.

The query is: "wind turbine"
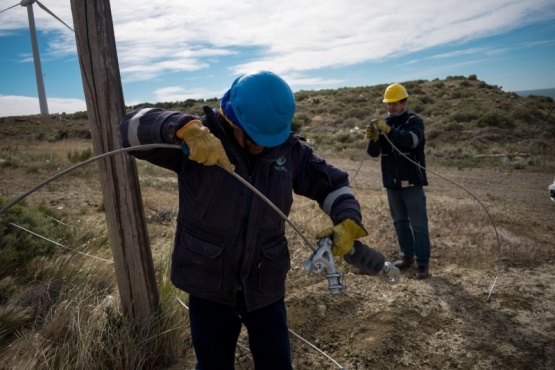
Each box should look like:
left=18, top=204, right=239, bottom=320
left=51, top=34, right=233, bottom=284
left=1, top=1, right=74, bottom=115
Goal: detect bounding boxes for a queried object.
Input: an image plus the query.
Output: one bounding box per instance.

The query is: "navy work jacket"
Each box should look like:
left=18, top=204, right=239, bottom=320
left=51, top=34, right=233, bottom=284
left=120, top=106, right=362, bottom=311
left=366, top=111, right=428, bottom=190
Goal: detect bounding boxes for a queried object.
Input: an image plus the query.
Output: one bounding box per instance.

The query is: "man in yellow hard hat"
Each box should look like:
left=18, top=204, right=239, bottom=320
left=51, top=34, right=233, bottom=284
left=366, top=83, right=431, bottom=279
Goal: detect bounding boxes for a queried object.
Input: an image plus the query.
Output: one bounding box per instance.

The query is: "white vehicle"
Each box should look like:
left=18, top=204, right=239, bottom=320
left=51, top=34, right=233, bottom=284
left=550, top=178, right=555, bottom=203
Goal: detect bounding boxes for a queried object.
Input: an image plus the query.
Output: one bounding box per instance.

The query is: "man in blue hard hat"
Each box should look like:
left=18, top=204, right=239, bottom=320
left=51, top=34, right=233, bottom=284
left=120, top=71, right=368, bottom=369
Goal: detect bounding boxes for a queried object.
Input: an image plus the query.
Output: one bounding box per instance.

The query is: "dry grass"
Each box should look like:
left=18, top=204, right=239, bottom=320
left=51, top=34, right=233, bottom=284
left=0, top=212, right=189, bottom=369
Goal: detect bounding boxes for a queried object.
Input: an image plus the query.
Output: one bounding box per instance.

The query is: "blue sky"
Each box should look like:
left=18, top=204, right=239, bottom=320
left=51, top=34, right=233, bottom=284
left=1, top=0, right=554, bottom=117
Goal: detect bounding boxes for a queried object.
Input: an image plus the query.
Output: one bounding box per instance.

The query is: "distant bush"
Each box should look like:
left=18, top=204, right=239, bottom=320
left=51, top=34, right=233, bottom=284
left=68, top=148, right=93, bottom=163
left=410, top=87, right=425, bottom=95
left=418, top=95, right=435, bottom=104
left=452, top=111, right=480, bottom=123
left=432, top=81, right=445, bottom=89
left=295, top=91, right=311, bottom=102
left=333, top=131, right=355, bottom=144
left=292, top=111, right=311, bottom=128
left=68, top=111, right=88, bottom=120
left=342, top=117, right=362, bottom=129
left=477, top=112, right=516, bottom=128
left=410, top=101, right=425, bottom=114
left=511, top=107, right=535, bottom=122
left=344, top=107, right=368, bottom=120
left=328, top=102, right=344, bottom=115
left=55, top=130, right=69, bottom=141
left=445, top=122, right=464, bottom=132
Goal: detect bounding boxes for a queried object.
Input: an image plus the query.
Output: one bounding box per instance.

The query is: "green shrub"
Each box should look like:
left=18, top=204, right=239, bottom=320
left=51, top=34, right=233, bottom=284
left=477, top=112, right=516, bottom=128
left=410, top=101, right=425, bottom=114
left=452, top=111, right=480, bottom=123
left=511, top=108, right=533, bottom=122
left=68, top=148, right=93, bottom=163
left=344, top=107, right=367, bottom=120
left=432, top=81, right=445, bottom=89
left=0, top=200, right=66, bottom=279
left=445, top=122, right=464, bottom=132
left=295, top=91, right=311, bottom=102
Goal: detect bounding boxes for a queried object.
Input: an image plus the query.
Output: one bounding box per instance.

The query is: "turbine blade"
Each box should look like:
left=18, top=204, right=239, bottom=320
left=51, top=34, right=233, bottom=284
left=36, top=0, right=74, bottom=32
left=0, top=2, right=20, bottom=15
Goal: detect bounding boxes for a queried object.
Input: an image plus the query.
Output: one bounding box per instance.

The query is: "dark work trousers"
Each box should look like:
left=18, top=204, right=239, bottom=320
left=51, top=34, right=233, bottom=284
left=189, top=294, right=293, bottom=370
left=386, top=185, right=431, bottom=267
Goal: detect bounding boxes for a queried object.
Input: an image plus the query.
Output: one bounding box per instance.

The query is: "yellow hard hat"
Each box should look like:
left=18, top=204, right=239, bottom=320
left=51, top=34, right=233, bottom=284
left=383, top=83, right=409, bottom=103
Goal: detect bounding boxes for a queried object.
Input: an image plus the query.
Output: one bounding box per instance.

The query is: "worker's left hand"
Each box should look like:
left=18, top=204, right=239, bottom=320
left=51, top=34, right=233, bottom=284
left=375, top=119, right=391, bottom=134
left=316, top=219, right=368, bottom=256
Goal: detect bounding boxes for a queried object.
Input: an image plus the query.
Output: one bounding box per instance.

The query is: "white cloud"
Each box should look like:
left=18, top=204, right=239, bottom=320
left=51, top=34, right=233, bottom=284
left=5, top=0, right=552, bottom=81
left=2, top=0, right=554, bottom=115
left=0, top=95, right=86, bottom=117
left=153, top=86, right=219, bottom=103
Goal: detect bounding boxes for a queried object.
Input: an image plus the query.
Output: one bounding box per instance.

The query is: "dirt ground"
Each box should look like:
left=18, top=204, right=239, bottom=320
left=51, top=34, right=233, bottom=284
left=264, top=160, right=555, bottom=370
left=1, top=137, right=554, bottom=369
left=166, top=156, right=555, bottom=369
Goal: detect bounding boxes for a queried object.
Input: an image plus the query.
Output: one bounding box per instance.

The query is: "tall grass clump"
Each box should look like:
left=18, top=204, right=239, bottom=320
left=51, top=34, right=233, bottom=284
left=0, top=201, right=190, bottom=369
left=0, top=199, right=64, bottom=279
left=67, top=148, right=93, bottom=163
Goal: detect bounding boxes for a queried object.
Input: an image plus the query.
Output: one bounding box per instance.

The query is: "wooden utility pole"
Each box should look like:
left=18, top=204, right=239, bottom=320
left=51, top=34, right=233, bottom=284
left=70, top=0, right=159, bottom=321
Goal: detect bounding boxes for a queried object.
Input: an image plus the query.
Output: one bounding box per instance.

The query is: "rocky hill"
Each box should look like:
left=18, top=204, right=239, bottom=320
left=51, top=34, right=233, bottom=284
left=2, top=75, right=554, bottom=171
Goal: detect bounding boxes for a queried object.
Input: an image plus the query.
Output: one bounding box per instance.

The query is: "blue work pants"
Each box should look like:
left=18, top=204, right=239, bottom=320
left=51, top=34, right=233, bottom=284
left=386, top=186, right=431, bottom=266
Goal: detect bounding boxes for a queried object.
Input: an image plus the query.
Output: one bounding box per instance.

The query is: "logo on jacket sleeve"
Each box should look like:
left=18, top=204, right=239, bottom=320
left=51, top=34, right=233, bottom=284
left=274, top=156, right=288, bottom=172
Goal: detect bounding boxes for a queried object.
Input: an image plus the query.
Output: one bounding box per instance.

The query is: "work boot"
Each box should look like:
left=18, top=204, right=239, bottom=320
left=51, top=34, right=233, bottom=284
left=393, top=256, right=414, bottom=269
left=415, top=265, right=430, bottom=279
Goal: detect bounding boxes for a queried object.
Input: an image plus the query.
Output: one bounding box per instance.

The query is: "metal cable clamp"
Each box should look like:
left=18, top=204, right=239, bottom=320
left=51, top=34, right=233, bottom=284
left=304, top=237, right=344, bottom=295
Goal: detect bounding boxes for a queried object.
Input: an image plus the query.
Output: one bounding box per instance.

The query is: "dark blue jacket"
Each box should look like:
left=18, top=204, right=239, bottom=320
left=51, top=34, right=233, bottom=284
left=366, top=111, right=428, bottom=189
left=120, top=106, right=363, bottom=311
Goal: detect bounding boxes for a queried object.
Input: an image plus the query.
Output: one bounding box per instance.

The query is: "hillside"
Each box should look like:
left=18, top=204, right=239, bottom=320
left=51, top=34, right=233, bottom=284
left=1, top=75, right=554, bottom=369
left=3, top=75, right=554, bottom=170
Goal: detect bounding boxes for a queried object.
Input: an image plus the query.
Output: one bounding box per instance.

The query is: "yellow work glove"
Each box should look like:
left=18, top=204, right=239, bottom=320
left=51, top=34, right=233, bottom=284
left=176, top=120, right=235, bottom=173
left=375, top=119, right=390, bottom=134
left=365, top=123, right=379, bottom=141
left=315, top=219, right=368, bottom=256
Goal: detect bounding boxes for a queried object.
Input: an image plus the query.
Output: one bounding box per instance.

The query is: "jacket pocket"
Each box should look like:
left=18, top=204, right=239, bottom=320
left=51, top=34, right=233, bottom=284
left=174, top=232, right=224, bottom=291
left=255, top=239, right=290, bottom=292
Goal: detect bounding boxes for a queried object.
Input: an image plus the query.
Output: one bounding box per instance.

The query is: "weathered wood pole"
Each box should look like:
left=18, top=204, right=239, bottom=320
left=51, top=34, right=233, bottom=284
left=70, top=0, right=159, bottom=321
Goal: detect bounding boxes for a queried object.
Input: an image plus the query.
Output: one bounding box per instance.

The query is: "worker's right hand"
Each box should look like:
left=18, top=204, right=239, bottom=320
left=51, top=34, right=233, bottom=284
left=176, top=120, right=235, bottom=173
left=365, top=124, right=379, bottom=141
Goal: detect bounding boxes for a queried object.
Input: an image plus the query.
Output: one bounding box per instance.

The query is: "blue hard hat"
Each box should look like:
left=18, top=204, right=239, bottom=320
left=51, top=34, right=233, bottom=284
left=221, top=71, right=295, bottom=147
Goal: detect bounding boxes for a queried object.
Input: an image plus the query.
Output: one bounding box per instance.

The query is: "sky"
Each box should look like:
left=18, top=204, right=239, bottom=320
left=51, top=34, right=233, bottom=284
left=1, top=0, right=555, bottom=117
